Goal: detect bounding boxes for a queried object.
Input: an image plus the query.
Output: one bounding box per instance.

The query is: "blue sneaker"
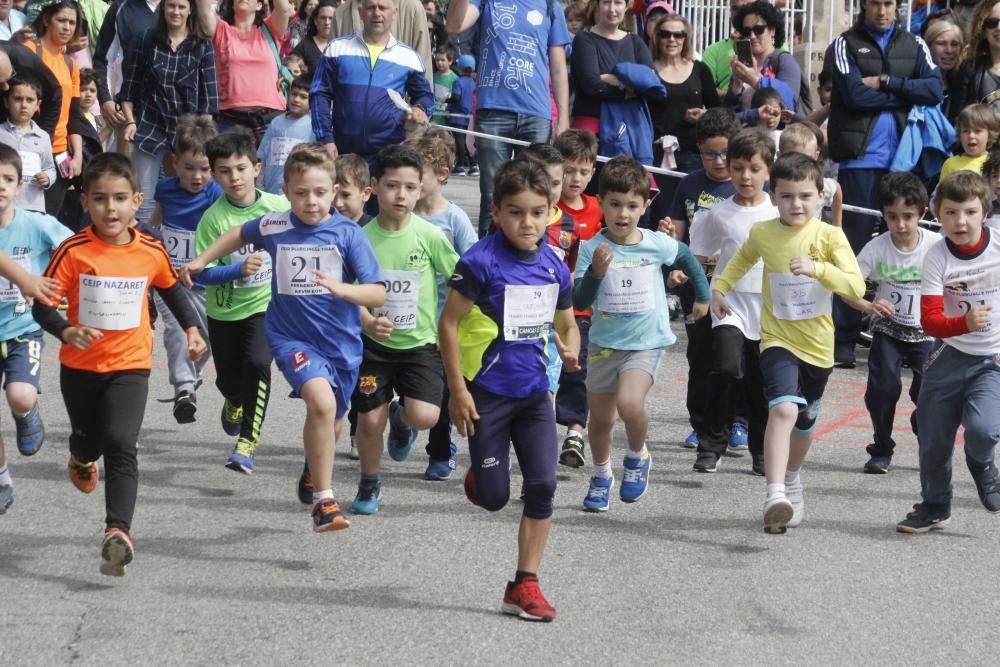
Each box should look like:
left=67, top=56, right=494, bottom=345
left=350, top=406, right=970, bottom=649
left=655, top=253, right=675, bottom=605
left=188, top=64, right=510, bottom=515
left=620, top=451, right=651, bottom=503
left=225, top=438, right=257, bottom=475
left=727, top=422, right=749, bottom=455
left=583, top=476, right=614, bottom=512
left=387, top=400, right=416, bottom=462
left=351, top=477, right=382, bottom=514
left=425, top=443, right=458, bottom=481
left=0, top=483, right=12, bottom=514
left=681, top=431, right=699, bottom=449
left=14, top=403, right=44, bottom=456
left=220, top=399, right=243, bottom=437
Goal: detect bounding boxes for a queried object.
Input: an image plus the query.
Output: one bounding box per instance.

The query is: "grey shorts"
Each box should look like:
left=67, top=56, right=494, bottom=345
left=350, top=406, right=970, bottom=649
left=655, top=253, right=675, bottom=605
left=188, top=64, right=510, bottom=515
left=585, top=345, right=664, bottom=394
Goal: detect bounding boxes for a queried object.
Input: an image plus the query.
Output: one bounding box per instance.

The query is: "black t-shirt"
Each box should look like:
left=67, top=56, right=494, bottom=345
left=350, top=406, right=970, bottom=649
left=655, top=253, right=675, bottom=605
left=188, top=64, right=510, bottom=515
left=647, top=61, right=721, bottom=153
left=570, top=30, right=654, bottom=119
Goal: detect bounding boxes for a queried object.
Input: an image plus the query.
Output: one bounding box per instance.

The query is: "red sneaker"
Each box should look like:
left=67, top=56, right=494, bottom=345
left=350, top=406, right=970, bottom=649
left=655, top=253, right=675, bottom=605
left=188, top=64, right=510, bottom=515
left=501, top=576, right=556, bottom=622
left=68, top=457, right=98, bottom=494
left=464, top=468, right=479, bottom=507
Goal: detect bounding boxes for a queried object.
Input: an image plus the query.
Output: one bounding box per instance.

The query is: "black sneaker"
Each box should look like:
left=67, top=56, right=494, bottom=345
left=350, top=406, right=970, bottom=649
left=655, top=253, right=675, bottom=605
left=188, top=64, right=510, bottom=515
left=896, top=502, right=951, bottom=533
left=968, top=461, right=1000, bottom=513
left=558, top=434, right=586, bottom=468
left=172, top=391, right=197, bottom=424
left=297, top=460, right=313, bottom=505
left=693, top=451, right=719, bottom=473
left=864, top=455, right=891, bottom=474
left=834, top=342, right=856, bottom=369
left=751, top=456, right=765, bottom=477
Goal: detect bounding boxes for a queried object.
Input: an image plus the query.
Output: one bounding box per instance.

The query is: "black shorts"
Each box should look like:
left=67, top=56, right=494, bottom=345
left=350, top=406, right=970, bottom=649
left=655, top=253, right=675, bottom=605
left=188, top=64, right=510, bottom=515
left=1, top=329, right=44, bottom=390
left=351, top=340, right=444, bottom=412
left=760, top=347, right=831, bottom=433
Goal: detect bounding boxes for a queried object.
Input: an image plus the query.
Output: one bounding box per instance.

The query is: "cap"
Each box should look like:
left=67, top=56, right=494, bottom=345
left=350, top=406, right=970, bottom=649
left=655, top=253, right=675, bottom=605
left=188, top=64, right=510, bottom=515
left=457, top=54, right=476, bottom=71
left=645, top=1, right=676, bottom=19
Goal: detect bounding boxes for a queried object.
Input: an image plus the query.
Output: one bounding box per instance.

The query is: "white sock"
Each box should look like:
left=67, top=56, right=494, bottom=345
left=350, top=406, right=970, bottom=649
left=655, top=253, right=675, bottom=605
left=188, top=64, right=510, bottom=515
left=785, top=470, right=801, bottom=486
left=0, top=465, right=11, bottom=487
left=593, top=459, right=612, bottom=479
left=312, top=488, right=334, bottom=504
left=567, top=429, right=583, bottom=440
left=625, top=443, right=648, bottom=460
left=766, top=483, right=786, bottom=499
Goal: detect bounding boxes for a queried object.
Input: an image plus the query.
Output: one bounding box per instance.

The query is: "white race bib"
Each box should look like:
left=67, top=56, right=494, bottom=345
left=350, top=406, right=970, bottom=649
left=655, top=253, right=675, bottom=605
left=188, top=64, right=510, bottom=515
left=769, top=272, right=831, bottom=321
left=876, top=281, right=921, bottom=328
left=78, top=275, right=148, bottom=330
left=275, top=244, right=343, bottom=296
left=0, top=254, right=31, bottom=304
left=269, top=136, right=303, bottom=168
left=503, top=283, right=559, bottom=340
left=943, top=282, right=1000, bottom=332
left=597, top=263, right=657, bottom=314
left=230, top=245, right=273, bottom=289
left=162, top=227, right=196, bottom=268
left=375, top=270, right=420, bottom=330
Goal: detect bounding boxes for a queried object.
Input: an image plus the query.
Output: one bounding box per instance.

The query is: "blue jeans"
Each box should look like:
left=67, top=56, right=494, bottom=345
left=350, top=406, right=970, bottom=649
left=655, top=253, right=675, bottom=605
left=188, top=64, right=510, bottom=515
left=864, top=332, right=932, bottom=458
left=133, top=146, right=168, bottom=225
left=474, top=108, right=551, bottom=237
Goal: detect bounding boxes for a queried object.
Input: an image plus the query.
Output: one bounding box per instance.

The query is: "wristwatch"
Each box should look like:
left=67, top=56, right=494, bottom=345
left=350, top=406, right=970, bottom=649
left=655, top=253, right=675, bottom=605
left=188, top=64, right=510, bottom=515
left=879, top=74, right=891, bottom=91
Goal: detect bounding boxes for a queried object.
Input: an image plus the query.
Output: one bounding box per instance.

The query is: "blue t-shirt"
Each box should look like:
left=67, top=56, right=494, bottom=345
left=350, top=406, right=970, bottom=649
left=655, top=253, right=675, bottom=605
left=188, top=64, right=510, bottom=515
left=155, top=177, right=224, bottom=232
left=424, top=201, right=477, bottom=313
left=575, top=228, right=682, bottom=350
left=0, top=209, right=72, bottom=340
left=448, top=232, right=572, bottom=398
left=241, top=210, right=383, bottom=370
left=470, top=0, right=571, bottom=120
left=257, top=113, right=317, bottom=194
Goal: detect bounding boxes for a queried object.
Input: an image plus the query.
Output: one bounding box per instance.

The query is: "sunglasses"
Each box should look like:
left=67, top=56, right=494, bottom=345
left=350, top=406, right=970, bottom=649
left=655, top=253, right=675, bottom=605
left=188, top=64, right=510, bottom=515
left=984, top=17, right=1000, bottom=30
left=740, top=24, right=769, bottom=37
left=657, top=30, right=686, bottom=40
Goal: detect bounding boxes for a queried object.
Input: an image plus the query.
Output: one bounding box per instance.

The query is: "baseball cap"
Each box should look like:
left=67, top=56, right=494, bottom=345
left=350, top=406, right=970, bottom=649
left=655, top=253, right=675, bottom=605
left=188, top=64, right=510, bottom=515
left=645, top=1, right=676, bottom=19
left=457, top=54, right=476, bottom=71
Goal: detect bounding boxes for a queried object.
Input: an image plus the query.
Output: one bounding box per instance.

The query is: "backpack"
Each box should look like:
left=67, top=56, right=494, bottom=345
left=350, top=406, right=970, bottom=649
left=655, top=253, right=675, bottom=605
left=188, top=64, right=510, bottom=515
left=261, top=20, right=295, bottom=100
left=772, top=50, right=814, bottom=116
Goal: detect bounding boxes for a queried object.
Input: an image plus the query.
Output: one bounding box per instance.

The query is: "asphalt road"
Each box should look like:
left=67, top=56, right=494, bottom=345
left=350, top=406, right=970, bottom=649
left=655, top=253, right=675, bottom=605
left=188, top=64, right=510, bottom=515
left=2, top=177, right=999, bottom=666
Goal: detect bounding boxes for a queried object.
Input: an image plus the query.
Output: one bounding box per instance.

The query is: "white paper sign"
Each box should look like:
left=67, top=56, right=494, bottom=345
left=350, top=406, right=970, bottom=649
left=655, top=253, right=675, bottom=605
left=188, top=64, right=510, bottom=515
left=503, top=283, right=559, bottom=340
left=0, top=254, right=31, bottom=304
left=269, top=137, right=303, bottom=167
left=275, top=244, right=343, bottom=296
left=876, top=281, right=921, bottom=328
left=162, top=227, right=196, bottom=267
left=375, top=269, right=420, bottom=330
left=78, top=275, right=148, bottom=330
left=230, top=245, right=273, bottom=289
left=18, top=151, right=41, bottom=182
left=770, top=272, right=831, bottom=321
left=597, top=263, right=657, bottom=314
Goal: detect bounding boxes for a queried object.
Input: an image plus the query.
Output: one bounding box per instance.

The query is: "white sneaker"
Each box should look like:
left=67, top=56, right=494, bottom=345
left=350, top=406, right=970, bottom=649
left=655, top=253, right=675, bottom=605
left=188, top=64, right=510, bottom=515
left=786, top=476, right=804, bottom=528
left=763, top=494, right=793, bottom=534
left=349, top=435, right=359, bottom=460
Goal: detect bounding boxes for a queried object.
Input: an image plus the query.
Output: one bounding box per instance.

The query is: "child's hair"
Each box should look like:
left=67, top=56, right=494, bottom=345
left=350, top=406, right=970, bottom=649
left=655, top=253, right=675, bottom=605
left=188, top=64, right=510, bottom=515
left=205, top=129, right=258, bottom=168
left=493, top=158, right=552, bottom=206
left=174, top=114, right=218, bottom=155
left=405, top=129, right=455, bottom=174
left=695, top=108, right=741, bottom=145
left=373, top=144, right=423, bottom=180
left=728, top=128, right=776, bottom=167
left=565, top=1, right=586, bottom=25
left=778, top=122, right=819, bottom=154
left=956, top=104, right=1000, bottom=148
left=750, top=86, right=784, bottom=110
left=284, top=142, right=337, bottom=184
left=4, top=73, right=41, bottom=99
left=935, top=171, right=992, bottom=214
left=335, top=153, right=370, bottom=188
left=79, top=68, right=98, bottom=89
left=283, top=53, right=305, bottom=70
left=877, top=172, right=929, bottom=213
left=598, top=155, right=650, bottom=200
left=82, top=152, right=140, bottom=193
left=521, top=143, right=565, bottom=169
left=435, top=44, right=456, bottom=62
left=983, top=146, right=1000, bottom=177
left=817, top=67, right=832, bottom=88
left=290, top=74, right=312, bottom=95
left=0, top=144, right=23, bottom=181
left=554, top=128, right=598, bottom=164
left=769, top=152, right=823, bottom=193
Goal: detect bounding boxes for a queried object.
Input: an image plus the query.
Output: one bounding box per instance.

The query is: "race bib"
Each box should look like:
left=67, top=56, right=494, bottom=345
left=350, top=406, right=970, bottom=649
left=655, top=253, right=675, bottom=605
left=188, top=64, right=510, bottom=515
left=0, top=254, right=31, bottom=305
left=769, top=272, right=831, bottom=321
left=943, top=281, right=1000, bottom=332
left=162, top=227, right=196, bottom=268
left=269, top=137, right=303, bottom=168
left=230, top=245, right=273, bottom=289
left=275, top=244, right=343, bottom=296
left=78, top=275, right=148, bottom=330
left=503, top=283, right=559, bottom=340
left=597, top=263, right=657, bottom=314
left=876, top=281, right=921, bottom=328
left=375, top=270, right=420, bottom=330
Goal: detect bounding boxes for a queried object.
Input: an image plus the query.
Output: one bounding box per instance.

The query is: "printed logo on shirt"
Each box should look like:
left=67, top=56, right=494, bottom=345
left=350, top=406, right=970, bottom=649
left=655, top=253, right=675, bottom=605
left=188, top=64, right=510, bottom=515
left=558, top=231, right=573, bottom=249
left=858, top=47, right=871, bottom=54
left=260, top=213, right=292, bottom=236
left=293, top=350, right=309, bottom=372
left=807, top=243, right=820, bottom=262
left=359, top=375, right=378, bottom=395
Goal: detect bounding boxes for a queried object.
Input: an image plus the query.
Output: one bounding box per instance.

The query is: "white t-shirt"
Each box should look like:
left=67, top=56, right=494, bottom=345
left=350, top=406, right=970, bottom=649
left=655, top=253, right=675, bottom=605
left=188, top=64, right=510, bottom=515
left=857, top=228, right=940, bottom=338
left=691, top=196, right=777, bottom=340
left=921, top=229, right=1000, bottom=356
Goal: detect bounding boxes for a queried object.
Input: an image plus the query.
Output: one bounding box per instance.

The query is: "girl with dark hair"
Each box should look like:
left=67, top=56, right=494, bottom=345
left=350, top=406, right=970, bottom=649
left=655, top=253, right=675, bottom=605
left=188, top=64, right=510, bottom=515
left=292, top=0, right=338, bottom=73
left=726, top=0, right=802, bottom=113
left=284, top=0, right=318, bottom=54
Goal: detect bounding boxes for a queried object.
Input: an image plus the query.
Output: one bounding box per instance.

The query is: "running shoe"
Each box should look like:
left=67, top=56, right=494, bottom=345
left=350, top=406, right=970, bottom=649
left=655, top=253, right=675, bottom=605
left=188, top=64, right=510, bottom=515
left=620, top=450, right=651, bottom=503
left=312, top=498, right=350, bottom=532
left=100, top=528, right=134, bottom=577
left=68, top=456, right=98, bottom=494
left=451, top=166, right=467, bottom=176
left=786, top=476, right=805, bottom=528
left=172, top=391, right=197, bottom=424
left=0, top=483, right=12, bottom=514
left=864, top=456, right=891, bottom=474
left=763, top=495, right=793, bottom=534
left=297, top=461, right=313, bottom=505
left=424, top=443, right=458, bottom=481
left=558, top=433, right=586, bottom=468
left=969, top=461, right=1000, bottom=513
left=351, top=477, right=382, bottom=515
left=226, top=438, right=257, bottom=475
left=468, top=166, right=480, bottom=176
left=14, top=403, right=44, bottom=456
left=220, top=399, right=243, bottom=437
left=727, top=422, right=749, bottom=455
left=582, top=476, right=614, bottom=512
left=693, top=451, right=719, bottom=473
left=386, top=400, right=416, bottom=462
left=681, top=430, right=699, bottom=449
left=751, top=456, right=765, bottom=477
left=896, top=503, right=951, bottom=534
left=501, top=576, right=556, bottom=622
left=348, top=435, right=359, bottom=460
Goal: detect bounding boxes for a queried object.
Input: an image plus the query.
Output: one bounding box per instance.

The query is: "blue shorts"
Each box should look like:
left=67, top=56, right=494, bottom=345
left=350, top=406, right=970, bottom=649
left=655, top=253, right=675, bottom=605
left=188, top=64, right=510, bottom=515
left=1, top=329, right=44, bottom=391
left=272, top=340, right=357, bottom=419
left=760, top=347, right=831, bottom=433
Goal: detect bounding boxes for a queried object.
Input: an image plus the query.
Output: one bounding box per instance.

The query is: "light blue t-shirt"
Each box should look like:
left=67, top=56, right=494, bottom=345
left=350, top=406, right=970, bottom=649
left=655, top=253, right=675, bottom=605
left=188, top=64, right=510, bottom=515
left=257, top=113, right=316, bottom=194
left=0, top=208, right=72, bottom=340
left=574, top=228, right=680, bottom=350
left=470, top=0, right=571, bottom=120
left=423, top=201, right=477, bottom=314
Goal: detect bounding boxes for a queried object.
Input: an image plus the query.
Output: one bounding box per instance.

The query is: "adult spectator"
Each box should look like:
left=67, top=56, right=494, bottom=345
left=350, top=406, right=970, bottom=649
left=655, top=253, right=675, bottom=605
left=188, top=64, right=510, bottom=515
left=286, top=0, right=319, bottom=55
left=446, top=0, right=572, bottom=236
left=951, top=1, right=1000, bottom=120
left=424, top=0, right=447, bottom=51
left=292, top=0, right=337, bottom=73
left=119, top=0, right=218, bottom=223
left=332, top=0, right=432, bottom=83
left=923, top=16, right=964, bottom=121
left=0, top=41, right=62, bottom=137
left=725, top=1, right=801, bottom=113
left=310, top=0, right=433, bottom=163
left=0, top=0, right=27, bottom=40
left=196, top=0, right=294, bottom=140
left=701, top=0, right=753, bottom=97
left=828, top=0, right=943, bottom=367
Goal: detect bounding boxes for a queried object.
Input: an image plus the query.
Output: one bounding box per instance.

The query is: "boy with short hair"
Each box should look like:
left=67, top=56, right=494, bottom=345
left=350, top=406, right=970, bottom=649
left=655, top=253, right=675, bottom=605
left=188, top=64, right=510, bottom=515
left=712, top=153, right=865, bottom=534
left=197, top=130, right=290, bottom=474
left=843, top=172, right=939, bottom=475
left=334, top=153, right=373, bottom=227
left=439, top=158, right=580, bottom=622
left=897, top=172, right=1000, bottom=533
left=0, top=145, right=71, bottom=514
left=351, top=144, right=459, bottom=514
left=575, top=156, right=710, bottom=511
left=33, top=153, right=208, bottom=574
left=258, top=75, right=317, bottom=195
left=183, top=143, right=386, bottom=533
left=778, top=122, right=843, bottom=228
left=0, top=75, right=56, bottom=213
left=431, top=46, right=457, bottom=126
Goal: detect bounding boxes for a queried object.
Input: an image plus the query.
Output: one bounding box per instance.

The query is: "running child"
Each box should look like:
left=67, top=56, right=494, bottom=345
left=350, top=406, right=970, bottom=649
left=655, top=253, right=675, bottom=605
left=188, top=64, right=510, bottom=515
left=778, top=122, right=843, bottom=228
left=897, top=172, right=1000, bottom=533
left=333, top=153, right=373, bottom=228
left=574, top=156, right=709, bottom=512
left=712, top=153, right=865, bottom=534
left=844, top=172, right=939, bottom=475
left=0, top=75, right=55, bottom=214
left=33, top=152, right=207, bottom=575
left=183, top=143, right=385, bottom=533
left=197, top=130, right=289, bottom=474
left=0, top=145, right=71, bottom=514
left=439, top=158, right=579, bottom=622
left=258, top=75, right=316, bottom=195
left=939, top=104, right=999, bottom=180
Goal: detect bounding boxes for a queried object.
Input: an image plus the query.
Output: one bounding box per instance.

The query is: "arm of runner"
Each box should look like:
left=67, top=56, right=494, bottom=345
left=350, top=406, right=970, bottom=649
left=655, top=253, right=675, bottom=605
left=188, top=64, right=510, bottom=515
left=553, top=307, right=580, bottom=373
left=181, top=226, right=246, bottom=288
left=314, top=273, right=386, bottom=307
left=0, top=252, right=60, bottom=305
left=438, top=288, right=478, bottom=437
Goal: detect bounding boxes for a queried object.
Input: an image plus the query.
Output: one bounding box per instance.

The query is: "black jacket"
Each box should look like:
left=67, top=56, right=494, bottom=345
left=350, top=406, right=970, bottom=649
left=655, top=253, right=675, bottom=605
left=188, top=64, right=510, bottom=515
left=0, top=42, right=63, bottom=138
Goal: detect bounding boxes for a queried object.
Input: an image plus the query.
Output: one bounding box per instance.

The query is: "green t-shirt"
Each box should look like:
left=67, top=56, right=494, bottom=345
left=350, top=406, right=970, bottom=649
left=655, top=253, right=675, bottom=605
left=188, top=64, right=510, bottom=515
left=702, top=38, right=735, bottom=91
left=196, top=190, right=290, bottom=321
left=433, top=70, right=458, bottom=123
left=363, top=213, right=459, bottom=350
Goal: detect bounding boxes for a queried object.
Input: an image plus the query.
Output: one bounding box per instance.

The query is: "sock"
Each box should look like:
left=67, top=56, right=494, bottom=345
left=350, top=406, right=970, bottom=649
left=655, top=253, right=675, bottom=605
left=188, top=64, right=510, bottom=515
left=514, top=570, right=536, bottom=584
left=13, top=408, right=29, bottom=419
left=593, top=459, right=612, bottom=479
left=0, top=465, right=11, bottom=487
left=766, top=483, right=786, bottom=499
left=625, top=443, right=648, bottom=460
left=361, top=474, right=380, bottom=486
left=785, top=470, right=801, bottom=486
left=567, top=429, right=582, bottom=440
left=312, top=488, right=334, bottom=504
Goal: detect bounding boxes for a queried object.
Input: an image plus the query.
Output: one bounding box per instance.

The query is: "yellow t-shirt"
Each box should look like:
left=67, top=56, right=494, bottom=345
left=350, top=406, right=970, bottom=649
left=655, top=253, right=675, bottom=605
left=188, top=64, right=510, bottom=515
left=940, top=153, right=988, bottom=180
left=366, top=42, right=386, bottom=69
left=713, top=218, right=865, bottom=368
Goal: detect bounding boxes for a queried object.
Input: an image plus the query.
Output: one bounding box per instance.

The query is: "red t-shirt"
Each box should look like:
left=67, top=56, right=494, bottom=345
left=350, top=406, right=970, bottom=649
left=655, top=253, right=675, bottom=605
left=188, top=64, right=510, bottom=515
left=559, top=193, right=604, bottom=316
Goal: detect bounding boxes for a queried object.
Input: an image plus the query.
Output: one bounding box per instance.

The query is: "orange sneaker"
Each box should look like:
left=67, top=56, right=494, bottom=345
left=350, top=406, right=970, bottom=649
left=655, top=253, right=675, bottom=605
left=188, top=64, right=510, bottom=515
left=311, top=498, right=350, bottom=532
left=100, top=528, right=134, bottom=577
left=68, top=457, right=98, bottom=494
